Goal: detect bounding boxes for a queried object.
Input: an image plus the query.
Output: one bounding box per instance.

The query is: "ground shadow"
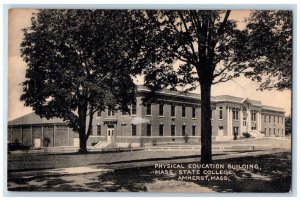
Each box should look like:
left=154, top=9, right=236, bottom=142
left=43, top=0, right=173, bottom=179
left=8, top=152, right=291, bottom=192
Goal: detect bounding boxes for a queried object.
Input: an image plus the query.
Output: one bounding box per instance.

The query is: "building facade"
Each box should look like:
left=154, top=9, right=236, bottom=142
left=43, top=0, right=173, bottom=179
left=8, top=86, right=286, bottom=148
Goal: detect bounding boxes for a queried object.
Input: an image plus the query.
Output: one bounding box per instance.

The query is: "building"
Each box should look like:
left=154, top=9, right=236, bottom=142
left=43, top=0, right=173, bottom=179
left=8, top=86, right=286, bottom=148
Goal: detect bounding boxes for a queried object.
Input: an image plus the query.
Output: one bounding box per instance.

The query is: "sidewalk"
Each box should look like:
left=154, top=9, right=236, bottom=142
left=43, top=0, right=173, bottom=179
left=8, top=149, right=289, bottom=178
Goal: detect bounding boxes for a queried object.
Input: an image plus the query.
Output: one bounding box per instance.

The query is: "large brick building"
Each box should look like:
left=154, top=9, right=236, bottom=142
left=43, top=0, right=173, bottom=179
left=8, top=86, right=286, bottom=148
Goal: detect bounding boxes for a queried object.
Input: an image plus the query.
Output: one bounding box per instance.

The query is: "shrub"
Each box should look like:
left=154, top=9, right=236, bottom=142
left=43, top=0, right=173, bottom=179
left=242, top=132, right=251, bottom=138
left=140, top=138, right=144, bottom=147
left=43, top=137, right=51, bottom=147
left=233, top=133, right=238, bottom=140
left=152, top=138, right=157, bottom=146
left=184, top=134, right=189, bottom=143
left=91, top=142, right=98, bottom=146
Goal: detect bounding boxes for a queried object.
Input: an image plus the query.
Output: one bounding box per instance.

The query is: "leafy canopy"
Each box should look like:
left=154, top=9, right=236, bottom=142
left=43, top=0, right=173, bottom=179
left=20, top=10, right=146, bottom=132
left=244, top=10, right=292, bottom=91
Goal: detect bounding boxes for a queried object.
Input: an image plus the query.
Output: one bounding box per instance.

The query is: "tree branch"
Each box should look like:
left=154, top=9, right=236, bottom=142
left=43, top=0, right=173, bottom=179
left=178, top=11, right=199, bottom=63
left=212, top=64, right=248, bottom=84
left=217, top=10, right=231, bottom=37
left=213, top=60, right=237, bottom=78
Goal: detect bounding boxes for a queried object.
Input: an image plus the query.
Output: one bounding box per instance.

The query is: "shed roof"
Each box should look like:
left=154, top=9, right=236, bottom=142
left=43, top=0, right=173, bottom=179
left=8, top=112, right=65, bottom=126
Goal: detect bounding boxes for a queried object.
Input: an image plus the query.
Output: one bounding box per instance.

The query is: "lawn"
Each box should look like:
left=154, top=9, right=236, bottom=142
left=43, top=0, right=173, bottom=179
left=8, top=152, right=291, bottom=192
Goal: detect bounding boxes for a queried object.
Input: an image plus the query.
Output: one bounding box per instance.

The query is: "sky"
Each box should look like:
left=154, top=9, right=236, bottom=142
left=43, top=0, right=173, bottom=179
left=7, top=9, right=292, bottom=121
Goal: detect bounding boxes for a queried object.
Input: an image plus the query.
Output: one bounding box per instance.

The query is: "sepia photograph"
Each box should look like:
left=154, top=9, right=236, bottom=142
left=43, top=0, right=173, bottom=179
left=7, top=8, right=292, bottom=193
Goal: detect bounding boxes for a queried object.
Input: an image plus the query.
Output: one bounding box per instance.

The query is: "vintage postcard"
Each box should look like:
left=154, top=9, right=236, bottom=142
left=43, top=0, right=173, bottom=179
left=7, top=8, right=292, bottom=193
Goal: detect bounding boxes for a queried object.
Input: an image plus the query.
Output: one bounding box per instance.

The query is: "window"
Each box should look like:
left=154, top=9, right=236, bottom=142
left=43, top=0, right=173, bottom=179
left=273, top=116, right=275, bottom=123
left=131, top=101, right=137, bottom=115
left=131, top=124, right=137, bottom=136
left=264, top=115, right=266, bottom=123
left=171, top=125, right=176, bottom=136
left=97, top=110, right=101, bottom=117
left=192, top=107, right=196, bottom=118
left=182, top=106, right=186, bottom=117
left=251, top=126, right=256, bottom=130
left=146, top=124, right=151, bottom=136
left=269, top=116, right=271, bottom=123
left=192, top=126, right=196, bottom=136
left=278, top=116, right=280, bottom=124
left=146, top=103, right=152, bottom=115
left=171, top=105, right=176, bottom=117
left=219, top=126, right=224, bottom=130
left=265, top=128, right=267, bottom=134
left=273, top=128, right=276, bottom=135
left=269, top=128, right=271, bottom=136
left=108, top=109, right=115, bottom=117
left=159, top=125, right=164, bottom=136
left=182, top=125, right=186, bottom=136
left=219, top=107, right=223, bottom=120
left=232, top=108, right=239, bottom=121
left=159, top=103, right=164, bottom=116
left=251, top=111, right=256, bottom=122
left=97, top=125, right=101, bottom=135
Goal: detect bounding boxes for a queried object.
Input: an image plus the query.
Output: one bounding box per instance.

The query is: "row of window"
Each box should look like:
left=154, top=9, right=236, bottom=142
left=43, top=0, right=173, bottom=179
left=86, top=125, right=285, bottom=137
left=217, top=107, right=272, bottom=123
left=264, top=115, right=284, bottom=124
left=97, top=103, right=197, bottom=118
left=139, top=124, right=197, bottom=137
left=93, top=124, right=197, bottom=136
left=218, top=107, right=241, bottom=121
left=264, top=128, right=284, bottom=136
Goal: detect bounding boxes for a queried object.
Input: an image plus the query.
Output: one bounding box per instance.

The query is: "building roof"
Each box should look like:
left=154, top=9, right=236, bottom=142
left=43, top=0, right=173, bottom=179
left=136, top=85, right=284, bottom=112
left=137, top=85, right=201, bottom=100
left=8, top=112, right=65, bottom=126
left=262, top=105, right=285, bottom=113
left=9, top=86, right=285, bottom=125
left=214, top=95, right=262, bottom=106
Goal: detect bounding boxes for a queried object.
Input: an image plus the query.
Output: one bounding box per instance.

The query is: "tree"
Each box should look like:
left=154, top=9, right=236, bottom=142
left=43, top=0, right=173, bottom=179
left=285, top=115, right=292, bottom=136
left=20, top=10, right=146, bottom=153
left=134, top=10, right=292, bottom=163
left=244, top=10, right=292, bottom=91
left=135, top=10, right=249, bottom=163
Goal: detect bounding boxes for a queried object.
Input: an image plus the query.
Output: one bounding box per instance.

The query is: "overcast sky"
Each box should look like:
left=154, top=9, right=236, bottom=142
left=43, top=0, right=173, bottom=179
left=8, top=9, right=292, bottom=121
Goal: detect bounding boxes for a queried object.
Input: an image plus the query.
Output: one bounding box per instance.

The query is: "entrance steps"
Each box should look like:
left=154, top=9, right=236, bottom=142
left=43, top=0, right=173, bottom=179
left=248, top=130, right=265, bottom=138
left=90, top=141, right=112, bottom=150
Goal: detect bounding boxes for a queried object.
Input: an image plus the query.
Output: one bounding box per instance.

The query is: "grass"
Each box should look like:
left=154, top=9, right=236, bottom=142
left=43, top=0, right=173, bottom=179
left=8, top=152, right=291, bottom=192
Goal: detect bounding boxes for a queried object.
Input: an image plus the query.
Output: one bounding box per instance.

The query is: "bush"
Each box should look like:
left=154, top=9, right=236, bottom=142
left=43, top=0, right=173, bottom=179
left=242, top=132, right=251, bottom=138
left=184, top=134, right=189, bottom=143
left=43, top=137, right=51, bottom=147
left=233, top=133, right=238, bottom=140
left=152, top=138, right=157, bottom=146
left=140, top=138, right=144, bottom=147
left=91, top=142, right=98, bottom=146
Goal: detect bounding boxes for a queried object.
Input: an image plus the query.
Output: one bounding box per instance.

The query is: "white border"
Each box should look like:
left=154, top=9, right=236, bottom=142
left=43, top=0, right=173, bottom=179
left=1, top=1, right=299, bottom=200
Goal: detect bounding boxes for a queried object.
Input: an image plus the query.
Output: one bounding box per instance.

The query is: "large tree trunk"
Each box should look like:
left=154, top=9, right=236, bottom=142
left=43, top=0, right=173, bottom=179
left=77, top=105, right=88, bottom=154
left=200, top=83, right=212, bottom=164
left=78, top=130, right=88, bottom=153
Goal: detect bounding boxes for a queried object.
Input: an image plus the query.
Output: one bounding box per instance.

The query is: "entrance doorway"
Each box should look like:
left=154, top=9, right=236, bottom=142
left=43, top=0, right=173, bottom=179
left=107, top=125, right=114, bottom=142
left=34, top=138, right=41, bottom=148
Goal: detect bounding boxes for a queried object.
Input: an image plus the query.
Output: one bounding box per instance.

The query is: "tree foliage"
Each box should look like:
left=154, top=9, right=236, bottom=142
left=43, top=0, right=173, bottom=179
left=244, top=10, right=292, bottom=90
left=135, top=10, right=249, bottom=163
left=20, top=10, right=146, bottom=152
left=285, top=115, right=292, bottom=136
left=132, top=10, right=292, bottom=163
